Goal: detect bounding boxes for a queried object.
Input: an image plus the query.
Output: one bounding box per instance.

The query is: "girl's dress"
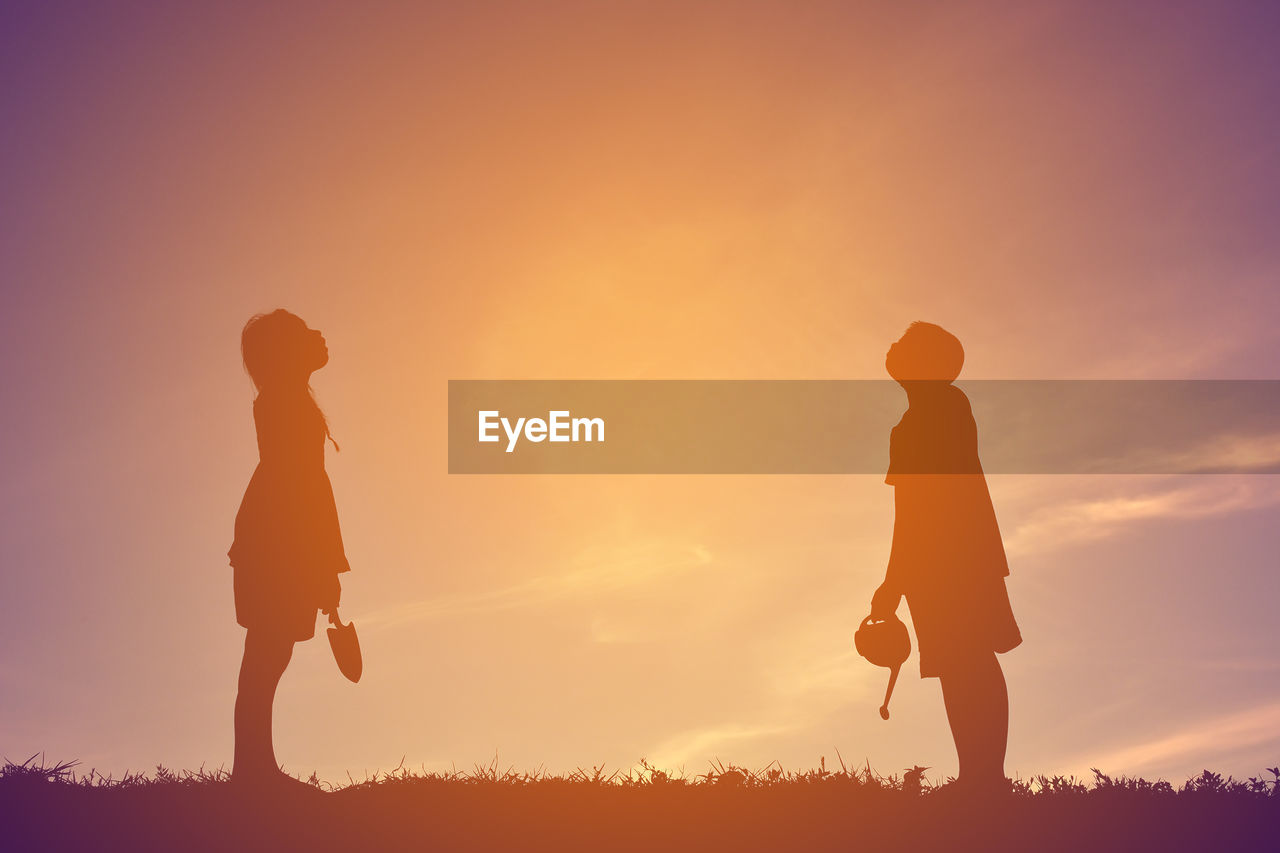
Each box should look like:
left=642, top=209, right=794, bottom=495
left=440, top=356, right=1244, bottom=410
left=884, top=383, right=1021, bottom=678
left=228, top=390, right=350, bottom=641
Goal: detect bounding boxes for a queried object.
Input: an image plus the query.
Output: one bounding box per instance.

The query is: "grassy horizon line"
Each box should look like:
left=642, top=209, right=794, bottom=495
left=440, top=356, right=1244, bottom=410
left=4, top=752, right=1278, bottom=798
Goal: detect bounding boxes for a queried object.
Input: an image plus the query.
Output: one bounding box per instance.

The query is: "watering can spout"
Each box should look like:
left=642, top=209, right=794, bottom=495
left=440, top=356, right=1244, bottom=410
left=879, top=661, right=902, bottom=720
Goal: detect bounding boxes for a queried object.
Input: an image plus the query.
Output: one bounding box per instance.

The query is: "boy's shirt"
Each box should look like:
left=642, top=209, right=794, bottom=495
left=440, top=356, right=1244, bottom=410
left=884, top=383, right=1008, bottom=596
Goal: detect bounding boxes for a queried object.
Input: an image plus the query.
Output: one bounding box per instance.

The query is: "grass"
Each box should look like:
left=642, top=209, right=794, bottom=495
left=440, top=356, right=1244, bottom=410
left=2, top=753, right=1277, bottom=851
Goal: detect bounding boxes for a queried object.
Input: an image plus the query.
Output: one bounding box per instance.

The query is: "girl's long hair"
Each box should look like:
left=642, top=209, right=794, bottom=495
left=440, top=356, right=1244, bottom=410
left=240, top=309, right=340, bottom=451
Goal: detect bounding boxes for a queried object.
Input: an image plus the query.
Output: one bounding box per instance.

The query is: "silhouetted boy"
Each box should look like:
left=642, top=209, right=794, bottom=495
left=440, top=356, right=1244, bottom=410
left=871, top=322, right=1021, bottom=792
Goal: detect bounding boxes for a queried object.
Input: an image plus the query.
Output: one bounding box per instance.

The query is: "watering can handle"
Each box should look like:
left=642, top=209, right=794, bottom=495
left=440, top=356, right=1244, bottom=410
left=879, top=661, right=902, bottom=721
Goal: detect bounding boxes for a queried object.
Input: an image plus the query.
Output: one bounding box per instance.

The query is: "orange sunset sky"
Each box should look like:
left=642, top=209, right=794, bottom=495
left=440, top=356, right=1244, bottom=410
left=3, top=1, right=1280, bottom=785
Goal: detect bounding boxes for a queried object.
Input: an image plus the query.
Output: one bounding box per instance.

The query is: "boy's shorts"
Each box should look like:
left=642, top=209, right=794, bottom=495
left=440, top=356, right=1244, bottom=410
left=905, top=574, right=1021, bottom=678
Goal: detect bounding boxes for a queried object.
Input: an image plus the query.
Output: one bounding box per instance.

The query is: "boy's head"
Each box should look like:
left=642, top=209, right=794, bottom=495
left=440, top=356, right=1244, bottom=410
left=885, top=321, right=964, bottom=383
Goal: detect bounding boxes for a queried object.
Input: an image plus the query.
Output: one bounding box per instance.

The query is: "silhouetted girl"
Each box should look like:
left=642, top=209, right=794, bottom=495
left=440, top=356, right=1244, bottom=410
left=228, top=310, right=350, bottom=788
left=871, top=321, right=1021, bottom=793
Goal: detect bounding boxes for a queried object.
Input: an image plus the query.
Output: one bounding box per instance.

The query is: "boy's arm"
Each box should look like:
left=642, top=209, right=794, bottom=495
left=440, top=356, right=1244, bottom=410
left=870, top=580, right=901, bottom=619
left=871, top=488, right=907, bottom=618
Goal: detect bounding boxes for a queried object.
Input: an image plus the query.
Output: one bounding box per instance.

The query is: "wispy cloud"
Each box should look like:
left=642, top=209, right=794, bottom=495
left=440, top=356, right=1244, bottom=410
left=1002, top=477, right=1280, bottom=558
left=1193, top=657, right=1280, bottom=674
left=1169, top=430, right=1280, bottom=473
left=770, top=648, right=865, bottom=697
left=360, top=540, right=713, bottom=630
left=645, top=722, right=798, bottom=772
left=588, top=615, right=649, bottom=645
left=1072, top=700, right=1280, bottom=778
left=640, top=639, right=880, bottom=772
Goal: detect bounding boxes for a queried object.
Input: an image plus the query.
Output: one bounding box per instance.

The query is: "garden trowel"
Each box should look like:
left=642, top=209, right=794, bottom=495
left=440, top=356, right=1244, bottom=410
left=326, top=609, right=362, bottom=683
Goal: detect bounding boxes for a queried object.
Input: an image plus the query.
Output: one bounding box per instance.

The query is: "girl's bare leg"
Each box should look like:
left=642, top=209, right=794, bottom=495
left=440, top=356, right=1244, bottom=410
left=233, top=629, right=294, bottom=781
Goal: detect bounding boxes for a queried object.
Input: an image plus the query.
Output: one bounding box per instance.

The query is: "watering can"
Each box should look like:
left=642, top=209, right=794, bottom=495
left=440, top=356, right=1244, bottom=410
left=854, top=613, right=910, bottom=720
left=326, top=609, right=363, bottom=683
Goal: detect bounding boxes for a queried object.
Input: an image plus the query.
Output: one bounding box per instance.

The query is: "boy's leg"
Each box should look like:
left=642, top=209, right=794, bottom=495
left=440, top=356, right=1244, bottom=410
left=940, top=650, right=1008, bottom=787
left=233, top=629, right=295, bottom=779
left=974, top=651, right=1010, bottom=783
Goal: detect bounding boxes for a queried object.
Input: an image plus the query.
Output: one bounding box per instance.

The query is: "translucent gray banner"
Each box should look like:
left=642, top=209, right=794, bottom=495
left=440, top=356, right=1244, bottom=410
left=447, top=380, right=1280, bottom=474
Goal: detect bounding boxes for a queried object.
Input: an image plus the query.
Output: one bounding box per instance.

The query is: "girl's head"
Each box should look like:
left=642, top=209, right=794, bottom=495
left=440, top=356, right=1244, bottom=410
left=885, top=321, right=964, bottom=383
left=240, top=309, right=340, bottom=450
left=240, top=309, right=328, bottom=392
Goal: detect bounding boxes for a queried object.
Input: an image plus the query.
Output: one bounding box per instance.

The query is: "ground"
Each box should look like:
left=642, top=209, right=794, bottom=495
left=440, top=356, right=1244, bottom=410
left=2, top=758, right=1276, bottom=852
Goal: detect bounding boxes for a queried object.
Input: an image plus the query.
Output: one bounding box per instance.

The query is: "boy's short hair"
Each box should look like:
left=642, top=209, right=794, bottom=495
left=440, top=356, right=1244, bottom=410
left=902, top=321, right=964, bottom=382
